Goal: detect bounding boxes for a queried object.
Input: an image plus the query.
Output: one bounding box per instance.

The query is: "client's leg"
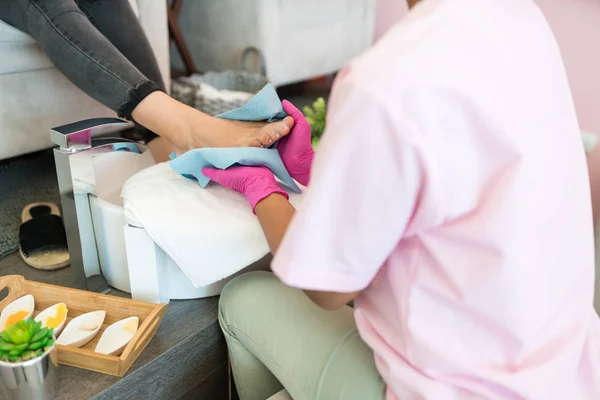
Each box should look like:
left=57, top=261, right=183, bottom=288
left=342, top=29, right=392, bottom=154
left=76, top=0, right=171, bottom=160
left=0, top=0, right=293, bottom=154
left=219, top=272, right=386, bottom=400
left=77, top=0, right=166, bottom=92
left=77, top=0, right=165, bottom=147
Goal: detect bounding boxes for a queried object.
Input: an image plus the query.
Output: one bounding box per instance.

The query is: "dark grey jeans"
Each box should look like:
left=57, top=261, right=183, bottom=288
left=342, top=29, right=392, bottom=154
left=0, top=0, right=164, bottom=142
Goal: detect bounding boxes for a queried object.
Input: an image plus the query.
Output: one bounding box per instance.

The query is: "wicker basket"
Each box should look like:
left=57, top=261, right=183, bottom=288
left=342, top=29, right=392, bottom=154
left=171, top=70, right=268, bottom=116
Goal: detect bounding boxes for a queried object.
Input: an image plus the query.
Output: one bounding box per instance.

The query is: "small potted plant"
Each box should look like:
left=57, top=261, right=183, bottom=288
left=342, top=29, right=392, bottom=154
left=303, top=97, right=327, bottom=148
left=0, top=319, right=59, bottom=400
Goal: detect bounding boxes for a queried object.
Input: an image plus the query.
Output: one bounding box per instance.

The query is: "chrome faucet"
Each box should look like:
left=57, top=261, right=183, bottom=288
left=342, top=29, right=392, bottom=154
left=51, top=118, right=130, bottom=293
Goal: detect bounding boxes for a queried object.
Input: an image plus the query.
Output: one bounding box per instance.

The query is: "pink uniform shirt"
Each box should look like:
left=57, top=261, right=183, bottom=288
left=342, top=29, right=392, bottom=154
left=272, top=0, right=600, bottom=398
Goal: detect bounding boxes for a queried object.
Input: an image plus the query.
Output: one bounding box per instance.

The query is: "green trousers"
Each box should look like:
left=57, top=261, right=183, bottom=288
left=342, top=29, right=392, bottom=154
left=219, top=271, right=386, bottom=400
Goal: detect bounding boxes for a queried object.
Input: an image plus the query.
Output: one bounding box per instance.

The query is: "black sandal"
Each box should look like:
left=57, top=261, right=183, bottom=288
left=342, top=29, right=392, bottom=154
left=19, top=203, right=70, bottom=270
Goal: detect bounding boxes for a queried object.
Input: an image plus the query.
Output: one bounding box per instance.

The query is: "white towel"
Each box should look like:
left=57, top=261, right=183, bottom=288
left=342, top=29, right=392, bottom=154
left=122, top=163, right=304, bottom=287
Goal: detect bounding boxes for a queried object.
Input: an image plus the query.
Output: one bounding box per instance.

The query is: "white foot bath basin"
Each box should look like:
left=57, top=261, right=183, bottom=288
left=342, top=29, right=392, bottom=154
left=67, top=141, right=303, bottom=303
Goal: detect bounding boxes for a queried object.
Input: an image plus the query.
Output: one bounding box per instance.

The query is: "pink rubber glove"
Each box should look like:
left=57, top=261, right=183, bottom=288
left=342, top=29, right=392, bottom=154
left=278, top=100, right=315, bottom=186
left=202, top=166, right=289, bottom=213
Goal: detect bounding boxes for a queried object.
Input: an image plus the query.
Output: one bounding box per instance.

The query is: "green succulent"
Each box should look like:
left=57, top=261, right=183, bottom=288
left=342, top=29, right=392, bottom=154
left=303, top=97, right=327, bottom=148
left=0, top=319, right=55, bottom=363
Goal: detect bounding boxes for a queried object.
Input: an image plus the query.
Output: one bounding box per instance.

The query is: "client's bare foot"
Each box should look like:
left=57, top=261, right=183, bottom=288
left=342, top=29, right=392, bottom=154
left=132, top=91, right=294, bottom=154
left=185, top=115, right=295, bottom=151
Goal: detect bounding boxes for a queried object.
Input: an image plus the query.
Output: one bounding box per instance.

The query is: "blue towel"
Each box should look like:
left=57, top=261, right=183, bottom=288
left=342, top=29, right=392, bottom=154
left=217, top=84, right=288, bottom=122
left=169, top=84, right=301, bottom=193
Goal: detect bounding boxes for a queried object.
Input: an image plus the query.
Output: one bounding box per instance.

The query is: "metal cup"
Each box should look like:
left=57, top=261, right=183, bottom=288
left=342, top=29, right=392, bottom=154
left=0, top=344, right=59, bottom=400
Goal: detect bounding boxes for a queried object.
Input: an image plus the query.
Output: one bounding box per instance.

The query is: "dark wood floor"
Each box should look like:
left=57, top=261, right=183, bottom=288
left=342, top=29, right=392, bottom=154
left=0, top=251, right=72, bottom=286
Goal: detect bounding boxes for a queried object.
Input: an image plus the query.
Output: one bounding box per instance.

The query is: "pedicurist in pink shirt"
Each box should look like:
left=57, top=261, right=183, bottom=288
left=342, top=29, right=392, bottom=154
left=207, top=1, right=600, bottom=399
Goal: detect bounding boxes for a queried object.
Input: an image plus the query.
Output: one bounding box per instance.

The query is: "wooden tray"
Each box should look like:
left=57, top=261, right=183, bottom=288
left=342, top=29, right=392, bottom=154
left=0, top=275, right=167, bottom=377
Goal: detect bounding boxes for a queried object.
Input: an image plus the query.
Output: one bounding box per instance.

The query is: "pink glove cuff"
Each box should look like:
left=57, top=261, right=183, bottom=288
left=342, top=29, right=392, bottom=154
left=287, top=164, right=313, bottom=188
left=246, top=177, right=289, bottom=213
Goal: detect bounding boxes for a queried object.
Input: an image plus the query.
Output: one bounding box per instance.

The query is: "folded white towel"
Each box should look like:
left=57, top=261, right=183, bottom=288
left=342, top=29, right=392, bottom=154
left=122, top=163, right=304, bottom=287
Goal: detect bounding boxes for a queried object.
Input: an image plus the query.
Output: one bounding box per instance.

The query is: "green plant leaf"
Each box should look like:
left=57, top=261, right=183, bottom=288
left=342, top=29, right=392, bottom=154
left=311, top=136, right=321, bottom=148
left=9, top=343, right=28, bottom=357
left=0, top=342, right=15, bottom=352
left=28, top=341, right=45, bottom=351
left=302, top=106, right=315, bottom=118
left=302, top=97, right=327, bottom=139
left=7, top=323, right=33, bottom=345
left=0, top=319, right=53, bottom=363
left=313, top=97, right=326, bottom=113
left=31, top=328, right=49, bottom=343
